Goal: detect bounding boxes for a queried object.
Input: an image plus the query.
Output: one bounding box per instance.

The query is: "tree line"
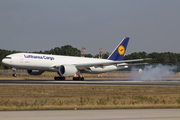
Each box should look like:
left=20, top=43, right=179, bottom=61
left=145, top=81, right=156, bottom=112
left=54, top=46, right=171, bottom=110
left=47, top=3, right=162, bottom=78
left=0, top=45, right=180, bottom=69
left=123, top=51, right=180, bottom=65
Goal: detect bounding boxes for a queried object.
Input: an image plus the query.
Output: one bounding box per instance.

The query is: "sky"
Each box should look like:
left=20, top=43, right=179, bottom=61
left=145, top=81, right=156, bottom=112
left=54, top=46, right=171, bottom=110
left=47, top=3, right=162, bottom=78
left=0, top=0, right=180, bottom=55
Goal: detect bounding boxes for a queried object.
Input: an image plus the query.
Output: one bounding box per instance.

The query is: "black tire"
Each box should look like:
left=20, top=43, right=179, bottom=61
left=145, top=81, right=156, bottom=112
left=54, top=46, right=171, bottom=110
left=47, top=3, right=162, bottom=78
left=81, top=77, right=84, bottom=81
left=54, top=77, right=66, bottom=81
left=73, top=77, right=84, bottom=81
left=12, top=73, right=17, bottom=77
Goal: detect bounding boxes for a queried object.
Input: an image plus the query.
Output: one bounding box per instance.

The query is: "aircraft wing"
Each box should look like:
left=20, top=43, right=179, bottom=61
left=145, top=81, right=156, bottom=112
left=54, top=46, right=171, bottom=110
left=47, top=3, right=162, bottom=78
left=75, top=58, right=151, bottom=69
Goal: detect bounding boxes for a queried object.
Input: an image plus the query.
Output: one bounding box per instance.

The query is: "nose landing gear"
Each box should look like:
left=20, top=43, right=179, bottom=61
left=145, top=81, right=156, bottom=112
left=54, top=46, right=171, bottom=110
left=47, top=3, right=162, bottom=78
left=12, top=68, right=17, bottom=77
left=12, top=73, right=17, bottom=77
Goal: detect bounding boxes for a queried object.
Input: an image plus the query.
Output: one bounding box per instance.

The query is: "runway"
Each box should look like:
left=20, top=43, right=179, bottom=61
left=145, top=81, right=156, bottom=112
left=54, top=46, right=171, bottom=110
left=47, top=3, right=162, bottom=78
left=0, top=79, right=180, bottom=86
left=0, top=109, right=180, bottom=120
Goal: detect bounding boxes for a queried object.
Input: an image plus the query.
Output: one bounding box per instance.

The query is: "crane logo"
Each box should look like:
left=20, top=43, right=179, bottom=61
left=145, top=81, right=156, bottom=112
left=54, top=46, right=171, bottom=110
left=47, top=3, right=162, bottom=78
left=118, top=45, right=125, bottom=55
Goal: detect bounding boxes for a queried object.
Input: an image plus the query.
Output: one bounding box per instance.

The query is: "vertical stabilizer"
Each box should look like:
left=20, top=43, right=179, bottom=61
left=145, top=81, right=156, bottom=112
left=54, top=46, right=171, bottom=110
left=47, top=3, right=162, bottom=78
left=107, top=37, right=129, bottom=61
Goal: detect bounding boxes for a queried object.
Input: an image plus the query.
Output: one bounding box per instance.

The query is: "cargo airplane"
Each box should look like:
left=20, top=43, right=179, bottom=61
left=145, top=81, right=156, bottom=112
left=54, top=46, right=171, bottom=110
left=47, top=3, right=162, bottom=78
left=2, top=37, right=150, bottom=80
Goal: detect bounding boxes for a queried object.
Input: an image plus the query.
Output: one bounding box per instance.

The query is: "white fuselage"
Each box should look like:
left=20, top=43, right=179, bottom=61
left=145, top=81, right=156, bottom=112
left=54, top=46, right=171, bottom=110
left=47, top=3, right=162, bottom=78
left=2, top=53, right=128, bottom=74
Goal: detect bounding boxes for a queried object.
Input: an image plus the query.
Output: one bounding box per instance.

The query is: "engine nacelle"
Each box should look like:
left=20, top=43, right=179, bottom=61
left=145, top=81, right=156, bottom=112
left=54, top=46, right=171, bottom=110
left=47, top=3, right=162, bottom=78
left=59, top=65, right=78, bottom=76
left=27, top=70, right=44, bottom=75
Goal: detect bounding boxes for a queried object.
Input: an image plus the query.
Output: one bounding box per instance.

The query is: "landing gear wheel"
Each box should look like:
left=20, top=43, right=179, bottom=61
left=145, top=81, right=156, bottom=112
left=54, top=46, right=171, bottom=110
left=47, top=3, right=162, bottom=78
left=54, top=77, right=57, bottom=80
left=73, top=77, right=84, bottom=81
left=54, top=77, right=66, bottom=81
left=81, top=77, right=84, bottom=81
left=12, top=73, right=17, bottom=77
left=62, top=77, right=65, bottom=80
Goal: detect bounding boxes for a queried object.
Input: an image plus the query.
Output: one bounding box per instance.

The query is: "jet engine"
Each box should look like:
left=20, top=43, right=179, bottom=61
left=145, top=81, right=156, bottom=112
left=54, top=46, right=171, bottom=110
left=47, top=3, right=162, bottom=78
left=59, top=65, right=78, bottom=76
left=27, top=70, right=44, bottom=75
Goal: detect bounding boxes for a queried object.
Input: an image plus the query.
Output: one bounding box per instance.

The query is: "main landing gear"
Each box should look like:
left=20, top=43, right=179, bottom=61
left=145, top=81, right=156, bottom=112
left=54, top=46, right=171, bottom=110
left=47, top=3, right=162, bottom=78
left=54, top=72, right=84, bottom=81
left=73, top=77, right=84, bottom=81
left=54, top=76, right=65, bottom=80
left=73, top=73, right=84, bottom=81
left=54, top=76, right=84, bottom=81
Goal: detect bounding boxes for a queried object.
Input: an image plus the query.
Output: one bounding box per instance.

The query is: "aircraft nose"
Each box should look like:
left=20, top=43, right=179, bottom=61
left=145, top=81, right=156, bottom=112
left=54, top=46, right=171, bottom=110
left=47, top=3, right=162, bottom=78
left=2, top=59, right=5, bottom=64
left=2, top=58, right=8, bottom=65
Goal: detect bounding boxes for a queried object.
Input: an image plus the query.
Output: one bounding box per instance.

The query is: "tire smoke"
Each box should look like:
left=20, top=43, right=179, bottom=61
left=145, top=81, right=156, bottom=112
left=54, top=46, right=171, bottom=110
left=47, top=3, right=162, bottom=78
left=131, top=64, right=177, bottom=81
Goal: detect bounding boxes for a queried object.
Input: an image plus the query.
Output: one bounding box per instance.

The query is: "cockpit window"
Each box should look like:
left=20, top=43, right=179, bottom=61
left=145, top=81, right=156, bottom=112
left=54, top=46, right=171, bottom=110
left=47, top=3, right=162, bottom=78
left=5, top=57, right=12, bottom=59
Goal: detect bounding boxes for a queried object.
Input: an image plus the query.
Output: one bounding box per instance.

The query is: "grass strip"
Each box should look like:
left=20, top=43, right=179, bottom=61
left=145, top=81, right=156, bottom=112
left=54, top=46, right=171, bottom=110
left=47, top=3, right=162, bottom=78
left=0, top=85, right=180, bottom=110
